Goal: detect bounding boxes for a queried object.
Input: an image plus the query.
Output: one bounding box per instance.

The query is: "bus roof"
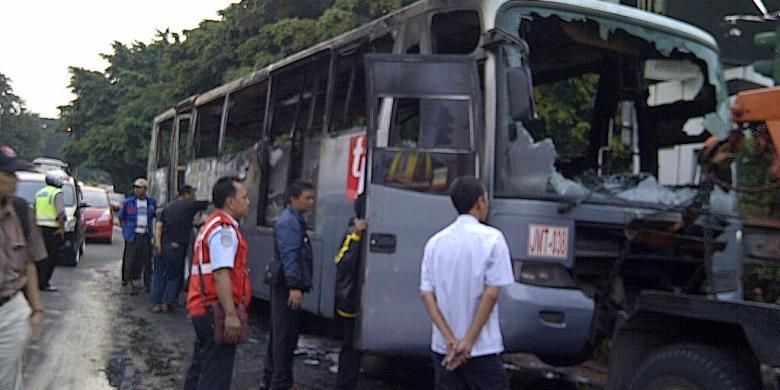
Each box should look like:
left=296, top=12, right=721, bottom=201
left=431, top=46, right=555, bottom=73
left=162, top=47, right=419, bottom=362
left=159, top=0, right=718, bottom=121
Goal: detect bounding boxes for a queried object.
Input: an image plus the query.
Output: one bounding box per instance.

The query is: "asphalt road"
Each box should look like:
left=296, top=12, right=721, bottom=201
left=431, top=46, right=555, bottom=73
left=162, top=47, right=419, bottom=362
left=22, top=229, right=597, bottom=390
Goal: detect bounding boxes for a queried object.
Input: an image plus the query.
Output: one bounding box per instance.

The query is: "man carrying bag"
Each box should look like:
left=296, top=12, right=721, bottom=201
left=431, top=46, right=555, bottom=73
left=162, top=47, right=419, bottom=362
left=184, top=176, right=252, bottom=390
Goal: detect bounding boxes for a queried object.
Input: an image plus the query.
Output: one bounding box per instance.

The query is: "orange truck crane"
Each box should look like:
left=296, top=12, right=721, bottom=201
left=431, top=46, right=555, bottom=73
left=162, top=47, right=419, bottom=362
left=732, top=85, right=780, bottom=179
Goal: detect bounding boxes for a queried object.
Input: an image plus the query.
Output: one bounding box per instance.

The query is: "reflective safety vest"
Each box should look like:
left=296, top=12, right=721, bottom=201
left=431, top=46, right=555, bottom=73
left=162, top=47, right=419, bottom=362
left=35, top=185, right=63, bottom=228
left=187, top=209, right=251, bottom=317
left=386, top=151, right=433, bottom=186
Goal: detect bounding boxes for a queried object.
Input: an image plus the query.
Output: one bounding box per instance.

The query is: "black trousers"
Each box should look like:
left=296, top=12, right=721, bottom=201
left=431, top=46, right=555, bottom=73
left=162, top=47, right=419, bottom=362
left=336, top=316, right=362, bottom=390
left=431, top=352, right=509, bottom=390
left=184, top=314, right=237, bottom=390
left=123, top=233, right=151, bottom=283
left=37, top=227, right=61, bottom=288
left=263, top=286, right=302, bottom=390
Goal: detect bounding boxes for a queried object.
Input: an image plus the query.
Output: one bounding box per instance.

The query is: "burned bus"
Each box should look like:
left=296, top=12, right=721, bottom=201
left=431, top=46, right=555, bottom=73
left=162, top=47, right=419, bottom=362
left=149, top=1, right=779, bottom=388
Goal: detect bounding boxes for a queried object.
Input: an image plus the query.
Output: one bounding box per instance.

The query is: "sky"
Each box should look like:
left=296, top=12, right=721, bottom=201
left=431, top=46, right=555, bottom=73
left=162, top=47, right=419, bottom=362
left=0, top=0, right=239, bottom=118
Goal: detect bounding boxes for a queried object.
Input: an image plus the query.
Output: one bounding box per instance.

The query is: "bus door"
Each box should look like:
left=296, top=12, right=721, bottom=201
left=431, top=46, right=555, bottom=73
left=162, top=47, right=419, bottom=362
left=359, top=54, right=481, bottom=352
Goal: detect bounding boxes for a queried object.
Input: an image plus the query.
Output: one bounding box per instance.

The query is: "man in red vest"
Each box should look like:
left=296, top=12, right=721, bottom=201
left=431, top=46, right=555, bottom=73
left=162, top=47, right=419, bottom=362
left=184, top=176, right=251, bottom=390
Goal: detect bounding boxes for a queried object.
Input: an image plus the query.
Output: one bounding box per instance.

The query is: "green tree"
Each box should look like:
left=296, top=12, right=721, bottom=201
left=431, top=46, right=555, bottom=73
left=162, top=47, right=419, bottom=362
left=60, top=0, right=412, bottom=190
left=0, top=73, right=43, bottom=159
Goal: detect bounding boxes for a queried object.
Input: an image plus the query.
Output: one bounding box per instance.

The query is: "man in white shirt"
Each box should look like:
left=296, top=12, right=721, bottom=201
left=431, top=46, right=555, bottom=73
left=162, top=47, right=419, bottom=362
left=420, top=175, right=514, bottom=389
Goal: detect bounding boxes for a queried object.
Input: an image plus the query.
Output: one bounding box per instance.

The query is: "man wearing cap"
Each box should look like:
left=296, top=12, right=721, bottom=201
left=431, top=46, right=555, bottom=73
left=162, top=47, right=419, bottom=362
left=118, top=178, right=157, bottom=294
left=0, top=145, right=46, bottom=390
left=150, top=185, right=209, bottom=312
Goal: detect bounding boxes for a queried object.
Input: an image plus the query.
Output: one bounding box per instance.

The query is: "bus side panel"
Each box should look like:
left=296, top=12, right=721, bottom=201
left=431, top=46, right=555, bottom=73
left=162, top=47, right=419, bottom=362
left=314, top=131, right=367, bottom=319
left=359, top=184, right=457, bottom=354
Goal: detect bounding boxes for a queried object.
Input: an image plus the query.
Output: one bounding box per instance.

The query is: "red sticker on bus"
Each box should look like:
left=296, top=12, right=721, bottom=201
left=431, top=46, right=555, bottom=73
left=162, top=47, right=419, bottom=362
left=346, top=134, right=367, bottom=200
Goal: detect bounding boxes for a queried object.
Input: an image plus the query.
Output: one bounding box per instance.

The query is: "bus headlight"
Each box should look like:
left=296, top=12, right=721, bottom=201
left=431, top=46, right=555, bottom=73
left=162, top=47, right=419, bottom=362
left=512, top=261, right=575, bottom=288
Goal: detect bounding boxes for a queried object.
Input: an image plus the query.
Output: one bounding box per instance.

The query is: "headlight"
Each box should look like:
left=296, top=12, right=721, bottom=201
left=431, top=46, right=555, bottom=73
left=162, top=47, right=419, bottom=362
left=97, top=210, right=111, bottom=222
left=512, top=261, right=575, bottom=288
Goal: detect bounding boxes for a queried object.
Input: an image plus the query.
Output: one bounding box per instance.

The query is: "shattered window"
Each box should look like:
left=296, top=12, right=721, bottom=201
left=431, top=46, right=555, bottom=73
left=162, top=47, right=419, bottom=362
left=193, top=97, right=224, bottom=159
left=494, top=7, right=729, bottom=208
left=156, top=119, right=173, bottom=168
left=223, top=81, right=267, bottom=155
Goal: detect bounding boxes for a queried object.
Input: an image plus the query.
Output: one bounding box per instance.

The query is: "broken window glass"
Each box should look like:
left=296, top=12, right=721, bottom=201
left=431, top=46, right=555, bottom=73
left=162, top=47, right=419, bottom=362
left=156, top=119, right=173, bottom=168
left=494, top=7, right=731, bottom=209
left=193, top=98, right=224, bottom=158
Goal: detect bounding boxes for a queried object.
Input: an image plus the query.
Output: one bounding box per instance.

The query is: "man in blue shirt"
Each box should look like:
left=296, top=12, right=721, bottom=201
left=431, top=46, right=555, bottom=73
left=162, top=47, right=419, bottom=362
left=118, top=178, right=157, bottom=294
left=262, top=181, right=315, bottom=390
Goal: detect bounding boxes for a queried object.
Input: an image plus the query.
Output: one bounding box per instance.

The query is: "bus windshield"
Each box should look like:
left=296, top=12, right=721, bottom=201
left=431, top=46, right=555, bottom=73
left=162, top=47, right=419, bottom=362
left=494, top=6, right=731, bottom=210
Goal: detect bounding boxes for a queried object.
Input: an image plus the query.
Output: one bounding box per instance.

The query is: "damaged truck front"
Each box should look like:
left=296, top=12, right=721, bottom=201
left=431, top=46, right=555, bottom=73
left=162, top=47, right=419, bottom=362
left=486, top=2, right=778, bottom=389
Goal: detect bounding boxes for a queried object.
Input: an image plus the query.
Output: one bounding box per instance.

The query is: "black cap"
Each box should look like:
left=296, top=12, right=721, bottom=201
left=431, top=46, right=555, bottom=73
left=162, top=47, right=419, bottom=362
left=178, top=185, right=196, bottom=196
left=0, top=145, right=33, bottom=173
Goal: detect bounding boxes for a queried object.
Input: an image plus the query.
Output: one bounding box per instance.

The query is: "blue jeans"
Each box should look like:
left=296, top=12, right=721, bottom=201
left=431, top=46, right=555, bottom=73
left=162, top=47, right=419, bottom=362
left=149, top=254, right=166, bottom=305
left=150, top=243, right=187, bottom=305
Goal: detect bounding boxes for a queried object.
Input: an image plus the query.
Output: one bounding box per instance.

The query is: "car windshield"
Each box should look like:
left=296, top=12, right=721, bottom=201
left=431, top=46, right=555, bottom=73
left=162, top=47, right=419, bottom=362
left=16, top=180, right=76, bottom=206
left=83, top=190, right=109, bottom=208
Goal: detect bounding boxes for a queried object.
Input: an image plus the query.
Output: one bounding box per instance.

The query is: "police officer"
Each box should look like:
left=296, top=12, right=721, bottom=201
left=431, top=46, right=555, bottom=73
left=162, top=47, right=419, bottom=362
left=334, top=194, right=367, bottom=390
left=0, top=145, right=46, bottom=390
left=34, top=170, right=66, bottom=291
left=184, top=176, right=252, bottom=390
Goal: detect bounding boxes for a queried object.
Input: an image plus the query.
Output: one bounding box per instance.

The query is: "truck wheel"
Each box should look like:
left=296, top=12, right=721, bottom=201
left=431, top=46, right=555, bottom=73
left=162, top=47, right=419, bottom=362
left=629, top=343, right=759, bottom=390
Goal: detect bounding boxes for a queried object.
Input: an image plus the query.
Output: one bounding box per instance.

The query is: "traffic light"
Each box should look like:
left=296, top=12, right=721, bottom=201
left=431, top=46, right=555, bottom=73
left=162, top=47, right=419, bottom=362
left=753, top=26, right=780, bottom=84
left=66, top=126, right=73, bottom=136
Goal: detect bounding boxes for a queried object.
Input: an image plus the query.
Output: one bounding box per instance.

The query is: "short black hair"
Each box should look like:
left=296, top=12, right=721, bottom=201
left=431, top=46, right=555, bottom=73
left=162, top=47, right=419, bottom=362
left=449, top=176, right=485, bottom=214
left=286, top=180, right=315, bottom=204
left=212, top=176, right=242, bottom=208
left=178, top=185, right=195, bottom=197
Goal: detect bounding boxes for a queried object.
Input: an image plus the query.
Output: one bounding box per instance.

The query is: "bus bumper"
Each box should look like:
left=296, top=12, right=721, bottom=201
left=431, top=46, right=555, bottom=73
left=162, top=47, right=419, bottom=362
left=500, top=282, right=595, bottom=357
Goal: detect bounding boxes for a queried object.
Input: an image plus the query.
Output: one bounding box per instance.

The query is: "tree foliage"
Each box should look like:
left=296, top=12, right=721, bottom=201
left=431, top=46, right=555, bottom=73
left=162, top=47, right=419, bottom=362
left=0, top=73, right=45, bottom=159
left=60, top=0, right=413, bottom=190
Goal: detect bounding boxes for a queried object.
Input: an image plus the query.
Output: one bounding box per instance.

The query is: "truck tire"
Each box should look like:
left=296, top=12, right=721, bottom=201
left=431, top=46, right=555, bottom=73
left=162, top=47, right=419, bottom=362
left=628, top=343, right=759, bottom=390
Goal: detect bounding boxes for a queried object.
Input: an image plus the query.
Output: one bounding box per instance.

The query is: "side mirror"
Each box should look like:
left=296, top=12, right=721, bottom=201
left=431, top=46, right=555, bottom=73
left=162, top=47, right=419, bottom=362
left=507, top=67, right=534, bottom=123
left=79, top=202, right=89, bottom=209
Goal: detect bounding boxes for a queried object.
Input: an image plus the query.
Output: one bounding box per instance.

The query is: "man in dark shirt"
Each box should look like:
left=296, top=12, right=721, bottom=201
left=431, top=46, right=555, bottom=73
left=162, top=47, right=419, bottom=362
left=150, top=185, right=209, bottom=312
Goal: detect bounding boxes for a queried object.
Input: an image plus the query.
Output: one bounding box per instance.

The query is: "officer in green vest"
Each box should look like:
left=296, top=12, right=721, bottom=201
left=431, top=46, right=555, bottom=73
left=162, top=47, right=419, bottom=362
left=34, top=170, right=66, bottom=292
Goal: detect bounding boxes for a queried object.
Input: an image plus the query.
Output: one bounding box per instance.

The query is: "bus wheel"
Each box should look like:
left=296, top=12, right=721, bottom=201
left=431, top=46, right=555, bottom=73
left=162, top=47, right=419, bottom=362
left=628, top=343, right=759, bottom=390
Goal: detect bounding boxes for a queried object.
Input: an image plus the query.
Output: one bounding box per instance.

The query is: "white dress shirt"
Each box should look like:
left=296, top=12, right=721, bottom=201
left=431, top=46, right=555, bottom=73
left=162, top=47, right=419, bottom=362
left=420, top=214, right=514, bottom=357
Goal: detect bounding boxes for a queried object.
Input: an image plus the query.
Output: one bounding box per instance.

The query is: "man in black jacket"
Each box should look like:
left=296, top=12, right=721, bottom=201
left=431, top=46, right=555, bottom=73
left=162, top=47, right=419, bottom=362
left=263, top=181, right=315, bottom=390
left=334, top=194, right=366, bottom=390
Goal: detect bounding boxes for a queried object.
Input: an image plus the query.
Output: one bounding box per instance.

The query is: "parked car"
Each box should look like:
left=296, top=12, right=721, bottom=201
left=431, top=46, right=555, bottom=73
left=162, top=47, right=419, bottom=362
left=15, top=170, right=87, bottom=266
left=81, top=185, right=114, bottom=244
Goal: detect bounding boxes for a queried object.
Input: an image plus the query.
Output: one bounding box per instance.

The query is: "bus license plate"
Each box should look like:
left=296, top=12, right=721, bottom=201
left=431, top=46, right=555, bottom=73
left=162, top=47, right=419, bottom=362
left=527, top=224, right=569, bottom=259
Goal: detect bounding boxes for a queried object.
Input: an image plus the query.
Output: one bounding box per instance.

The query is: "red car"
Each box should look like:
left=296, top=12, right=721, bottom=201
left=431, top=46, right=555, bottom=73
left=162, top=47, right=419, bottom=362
left=82, top=186, right=115, bottom=243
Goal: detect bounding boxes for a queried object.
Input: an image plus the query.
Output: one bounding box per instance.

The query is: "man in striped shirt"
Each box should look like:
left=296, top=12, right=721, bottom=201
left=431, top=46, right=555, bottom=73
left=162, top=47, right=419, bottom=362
left=420, top=176, right=514, bottom=389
